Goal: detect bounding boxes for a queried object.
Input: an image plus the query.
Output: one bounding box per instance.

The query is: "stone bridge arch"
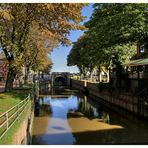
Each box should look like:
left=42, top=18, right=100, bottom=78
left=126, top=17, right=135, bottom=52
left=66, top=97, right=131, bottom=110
left=51, top=72, right=70, bottom=86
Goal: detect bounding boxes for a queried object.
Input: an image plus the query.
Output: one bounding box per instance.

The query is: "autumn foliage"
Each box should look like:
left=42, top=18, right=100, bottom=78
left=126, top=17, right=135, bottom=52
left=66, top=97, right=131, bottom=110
left=0, top=3, right=87, bottom=91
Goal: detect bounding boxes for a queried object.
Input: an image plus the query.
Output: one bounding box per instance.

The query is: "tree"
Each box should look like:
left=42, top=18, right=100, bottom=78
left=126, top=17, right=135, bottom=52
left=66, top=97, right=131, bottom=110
left=67, top=34, right=97, bottom=77
left=67, top=4, right=146, bottom=81
left=85, top=3, right=148, bottom=47
left=84, top=3, right=148, bottom=83
left=22, top=23, right=56, bottom=83
left=67, top=32, right=136, bottom=81
left=0, top=3, right=87, bottom=91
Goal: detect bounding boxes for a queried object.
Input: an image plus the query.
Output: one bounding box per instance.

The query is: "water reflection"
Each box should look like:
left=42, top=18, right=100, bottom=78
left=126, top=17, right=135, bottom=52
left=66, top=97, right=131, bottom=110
left=32, top=88, right=148, bottom=145
left=71, top=95, right=110, bottom=124
left=32, top=94, right=77, bottom=145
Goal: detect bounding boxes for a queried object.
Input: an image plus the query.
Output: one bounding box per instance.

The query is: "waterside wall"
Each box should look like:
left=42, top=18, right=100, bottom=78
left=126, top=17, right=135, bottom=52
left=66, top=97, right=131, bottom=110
left=71, top=79, right=147, bottom=118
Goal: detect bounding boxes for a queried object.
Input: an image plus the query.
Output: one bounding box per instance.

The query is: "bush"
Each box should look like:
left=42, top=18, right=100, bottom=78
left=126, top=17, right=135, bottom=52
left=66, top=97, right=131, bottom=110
left=97, top=82, right=112, bottom=92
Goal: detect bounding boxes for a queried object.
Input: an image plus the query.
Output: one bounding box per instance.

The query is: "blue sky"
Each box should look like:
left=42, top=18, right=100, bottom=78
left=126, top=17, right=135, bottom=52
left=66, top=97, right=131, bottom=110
left=50, top=4, right=94, bottom=73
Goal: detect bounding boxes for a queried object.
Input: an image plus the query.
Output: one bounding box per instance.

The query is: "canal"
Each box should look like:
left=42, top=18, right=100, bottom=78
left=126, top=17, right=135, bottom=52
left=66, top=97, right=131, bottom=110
left=32, top=87, right=148, bottom=145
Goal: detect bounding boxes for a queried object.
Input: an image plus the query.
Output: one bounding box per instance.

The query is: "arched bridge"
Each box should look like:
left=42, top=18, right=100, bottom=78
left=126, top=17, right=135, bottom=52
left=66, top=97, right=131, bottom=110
left=51, top=72, right=71, bottom=86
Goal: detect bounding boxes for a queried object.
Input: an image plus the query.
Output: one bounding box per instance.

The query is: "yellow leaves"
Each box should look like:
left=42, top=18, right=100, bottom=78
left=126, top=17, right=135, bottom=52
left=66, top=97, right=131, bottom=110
left=23, top=21, right=58, bottom=71
left=0, top=3, right=86, bottom=73
left=40, top=30, right=54, bottom=39
left=0, top=9, right=13, bottom=20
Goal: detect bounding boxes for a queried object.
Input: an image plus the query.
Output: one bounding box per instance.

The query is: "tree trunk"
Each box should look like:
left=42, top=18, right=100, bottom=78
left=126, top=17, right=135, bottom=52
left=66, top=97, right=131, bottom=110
left=106, top=69, right=110, bottom=83
left=5, top=68, right=16, bottom=92
left=24, top=66, right=29, bottom=84
left=97, top=66, right=101, bottom=82
left=90, top=72, right=92, bottom=82
left=99, top=71, right=102, bottom=82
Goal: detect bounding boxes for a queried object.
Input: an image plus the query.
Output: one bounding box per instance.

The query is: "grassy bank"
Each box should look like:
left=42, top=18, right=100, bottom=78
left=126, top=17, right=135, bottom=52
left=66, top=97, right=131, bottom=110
left=0, top=84, right=33, bottom=144
left=0, top=100, right=32, bottom=144
left=0, top=89, right=30, bottom=115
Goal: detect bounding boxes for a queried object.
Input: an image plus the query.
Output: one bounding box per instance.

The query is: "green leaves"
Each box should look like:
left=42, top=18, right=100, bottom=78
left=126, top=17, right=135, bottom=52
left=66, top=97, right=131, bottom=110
left=67, top=4, right=147, bottom=75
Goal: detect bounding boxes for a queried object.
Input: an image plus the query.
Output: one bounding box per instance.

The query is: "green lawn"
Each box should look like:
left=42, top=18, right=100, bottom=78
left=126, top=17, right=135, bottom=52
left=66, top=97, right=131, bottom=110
left=0, top=89, right=30, bottom=115
left=0, top=86, right=33, bottom=144
left=0, top=100, right=32, bottom=144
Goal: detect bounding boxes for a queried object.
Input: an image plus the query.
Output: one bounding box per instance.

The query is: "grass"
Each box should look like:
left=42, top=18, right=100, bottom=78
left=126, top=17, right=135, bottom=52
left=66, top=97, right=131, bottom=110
left=23, top=83, right=34, bottom=89
left=0, top=84, right=34, bottom=144
left=0, top=100, right=32, bottom=144
left=0, top=89, right=30, bottom=115
left=71, top=76, right=80, bottom=80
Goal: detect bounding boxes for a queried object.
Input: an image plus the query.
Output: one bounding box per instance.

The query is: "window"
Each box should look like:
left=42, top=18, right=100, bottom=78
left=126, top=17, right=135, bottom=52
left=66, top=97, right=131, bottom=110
left=140, top=45, right=145, bottom=53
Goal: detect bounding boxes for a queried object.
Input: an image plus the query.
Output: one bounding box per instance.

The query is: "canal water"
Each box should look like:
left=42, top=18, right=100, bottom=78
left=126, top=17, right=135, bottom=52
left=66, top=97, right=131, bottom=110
left=32, top=87, right=148, bottom=145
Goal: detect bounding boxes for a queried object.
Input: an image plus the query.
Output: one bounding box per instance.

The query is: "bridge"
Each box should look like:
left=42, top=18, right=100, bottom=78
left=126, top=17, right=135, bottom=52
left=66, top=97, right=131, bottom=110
left=39, top=72, right=71, bottom=94
left=51, top=72, right=71, bottom=86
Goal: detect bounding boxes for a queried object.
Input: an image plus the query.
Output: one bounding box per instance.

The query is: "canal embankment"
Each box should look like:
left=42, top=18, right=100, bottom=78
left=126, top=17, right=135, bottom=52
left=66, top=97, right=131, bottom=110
left=71, top=79, right=143, bottom=118
left=12, top=100, right=34, bottom=144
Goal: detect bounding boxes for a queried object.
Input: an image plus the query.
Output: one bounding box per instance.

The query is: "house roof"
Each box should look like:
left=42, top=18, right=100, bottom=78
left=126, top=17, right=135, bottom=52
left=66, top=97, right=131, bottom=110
left=123, top=58, right=148, bottom=66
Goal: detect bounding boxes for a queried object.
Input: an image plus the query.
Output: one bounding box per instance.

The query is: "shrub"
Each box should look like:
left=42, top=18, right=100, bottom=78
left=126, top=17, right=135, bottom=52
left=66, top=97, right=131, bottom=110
left=97, top=82, right=112, bottom=92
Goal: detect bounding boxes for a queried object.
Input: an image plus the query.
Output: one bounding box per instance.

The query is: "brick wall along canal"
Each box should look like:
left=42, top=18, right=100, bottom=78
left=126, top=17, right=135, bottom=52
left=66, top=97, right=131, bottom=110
left=32, top=88, right=148, bottom=145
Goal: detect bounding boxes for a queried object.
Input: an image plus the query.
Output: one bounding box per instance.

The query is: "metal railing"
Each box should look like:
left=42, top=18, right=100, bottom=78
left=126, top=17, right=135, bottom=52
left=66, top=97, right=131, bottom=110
left=0, top=94, right=31, bottom=140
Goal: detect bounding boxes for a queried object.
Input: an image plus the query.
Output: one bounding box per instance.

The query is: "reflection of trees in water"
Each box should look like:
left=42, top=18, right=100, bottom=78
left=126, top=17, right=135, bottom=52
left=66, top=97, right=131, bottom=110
left=39, top=97, right=44, bottom=104
left=39, top=104, right=52, bottom=117
left=35, top=97, right=52, bottom=117
left=77, top=101, right=83, bottom=112
left=97, top=107, right=110, bottom=123
left=86, top=106, right=94, bottom=117
left=77, top=96, right=110, bottom=123
left=77, top=99, right=94, bottom=117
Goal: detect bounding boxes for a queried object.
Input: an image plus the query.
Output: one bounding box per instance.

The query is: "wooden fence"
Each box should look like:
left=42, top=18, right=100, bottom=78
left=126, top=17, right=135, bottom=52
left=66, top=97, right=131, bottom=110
left=0, top=94, right=31, bottom=140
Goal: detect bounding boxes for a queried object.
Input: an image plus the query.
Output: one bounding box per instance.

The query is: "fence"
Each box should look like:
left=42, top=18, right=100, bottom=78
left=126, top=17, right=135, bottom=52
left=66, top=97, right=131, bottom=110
left=0, top=94, right=31, bottom=140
